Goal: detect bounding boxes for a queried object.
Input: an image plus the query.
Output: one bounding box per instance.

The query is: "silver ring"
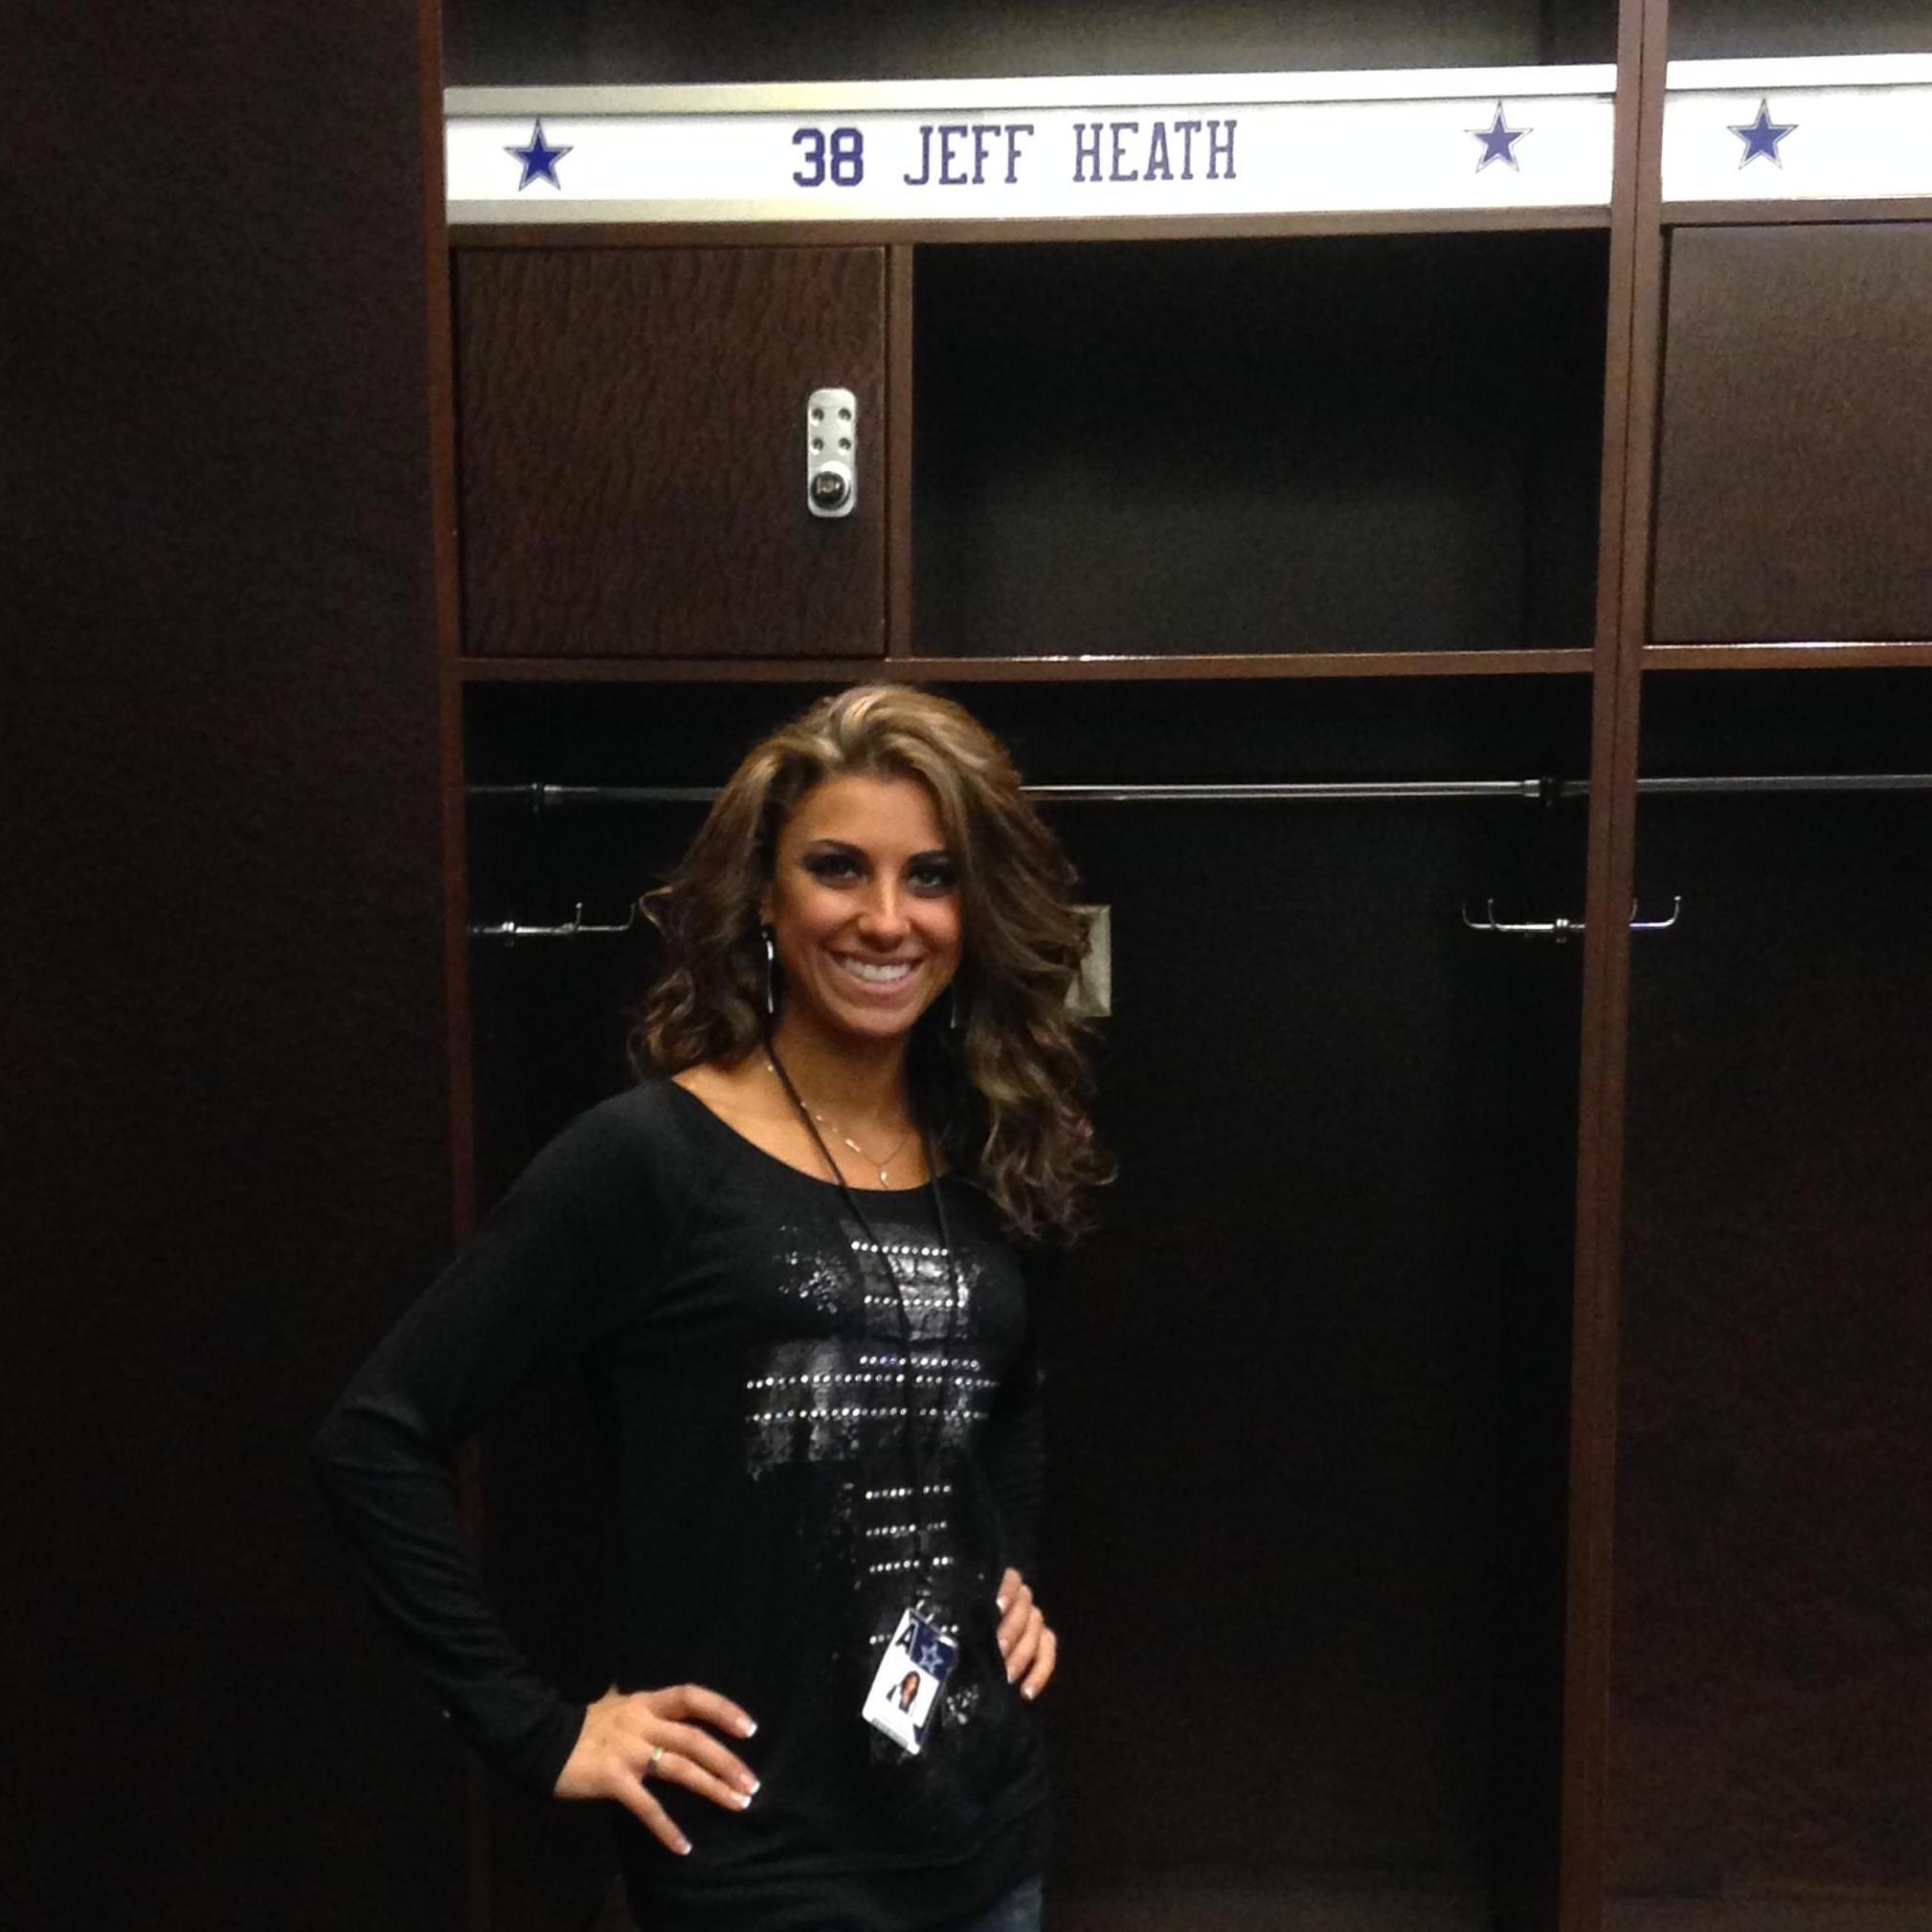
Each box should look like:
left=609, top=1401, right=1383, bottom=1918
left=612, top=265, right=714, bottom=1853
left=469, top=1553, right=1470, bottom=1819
left=646, top=1744, right=665, bottom=1777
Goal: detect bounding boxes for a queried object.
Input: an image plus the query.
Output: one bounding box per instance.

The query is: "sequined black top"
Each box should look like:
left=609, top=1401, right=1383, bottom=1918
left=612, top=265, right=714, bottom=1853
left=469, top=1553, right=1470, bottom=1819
left=309, top=1078, right=1048, bottom=1932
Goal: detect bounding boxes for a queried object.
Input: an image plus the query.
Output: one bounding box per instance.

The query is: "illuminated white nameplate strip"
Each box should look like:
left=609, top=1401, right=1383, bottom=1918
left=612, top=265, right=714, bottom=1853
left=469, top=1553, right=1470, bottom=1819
left=445, top=68, right=1616, bottom=223
left=1662, top=55, right=1932, bottom=204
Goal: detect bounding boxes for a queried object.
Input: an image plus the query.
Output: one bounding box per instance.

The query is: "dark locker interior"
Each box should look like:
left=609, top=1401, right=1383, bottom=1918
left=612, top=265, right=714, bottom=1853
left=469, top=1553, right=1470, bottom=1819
left=462, top=679, right=1592, bottom=1927
left=444, top=0, right=1619, bottom=85
left=911, top=237, right=1607, bottom=660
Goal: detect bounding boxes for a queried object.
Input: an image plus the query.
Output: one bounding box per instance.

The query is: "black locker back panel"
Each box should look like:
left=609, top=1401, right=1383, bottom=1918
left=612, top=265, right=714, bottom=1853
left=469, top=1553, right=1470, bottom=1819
left=1038, top=795, right=1579, bottom=1922
left=446, top=0, right=1617, bottom=84
left=914, top=236, right=1608, bottom=660
left=1613, top=674, right=1932, bottom=1910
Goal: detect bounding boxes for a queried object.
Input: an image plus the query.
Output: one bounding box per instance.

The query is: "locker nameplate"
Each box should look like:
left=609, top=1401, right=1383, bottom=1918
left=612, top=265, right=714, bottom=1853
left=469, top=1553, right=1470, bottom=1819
left=1661, top=55, right=1932, bottom=205
left=446, top=68, right=1617, bottom=223
left=447, top=56, right=1932, bottom=224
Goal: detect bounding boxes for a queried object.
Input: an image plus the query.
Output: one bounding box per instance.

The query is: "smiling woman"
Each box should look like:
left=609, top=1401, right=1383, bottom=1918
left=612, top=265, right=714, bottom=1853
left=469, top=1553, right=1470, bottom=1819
left=634, top=683, right=1110, bottom=1240
left=765, top=770, right=965, bottom=1062
left=310, top=684, right=1109, bottom=1932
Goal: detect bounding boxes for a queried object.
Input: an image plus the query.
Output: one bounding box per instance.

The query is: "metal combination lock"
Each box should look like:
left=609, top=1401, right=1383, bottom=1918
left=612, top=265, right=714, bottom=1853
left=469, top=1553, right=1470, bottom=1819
left=806, top=387, right=857, bottom=518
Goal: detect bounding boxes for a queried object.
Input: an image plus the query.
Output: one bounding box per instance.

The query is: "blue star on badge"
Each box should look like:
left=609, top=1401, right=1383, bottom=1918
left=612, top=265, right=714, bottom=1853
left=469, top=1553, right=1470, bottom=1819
left=1470, top=102, right=1530, bottom=171
left=910, top=1624, right=954, bottom=1674
left=1729, top=99, right=1795, bottom=168
left=506, top=119, right=572, bottom=191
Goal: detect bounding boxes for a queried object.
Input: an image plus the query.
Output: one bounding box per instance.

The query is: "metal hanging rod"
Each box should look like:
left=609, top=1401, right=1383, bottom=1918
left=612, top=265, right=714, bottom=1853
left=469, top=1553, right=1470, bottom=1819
left=1025, top=780, right=1544, bottom=802
left=466, top=774, right=1932, bottom=811
left=1032, top=775, right=1932, bottom=800
left=466, top=780, right=1547, bottom=807
left=467, top=892, right=1691, bottom=947
left=468, top=903, right=640, bottom=943
left=471, top=785, right=721, bottom=808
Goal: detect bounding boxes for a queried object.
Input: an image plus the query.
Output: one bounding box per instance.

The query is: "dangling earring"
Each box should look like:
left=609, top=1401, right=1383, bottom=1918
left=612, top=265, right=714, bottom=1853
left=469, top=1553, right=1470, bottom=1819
left=762, top=926, right=778, bottom=1019
left=948, top=978, right=962, bottom=1031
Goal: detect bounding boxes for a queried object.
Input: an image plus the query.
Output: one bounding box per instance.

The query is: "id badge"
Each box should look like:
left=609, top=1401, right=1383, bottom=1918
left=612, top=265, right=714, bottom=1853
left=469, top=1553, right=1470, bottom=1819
left=863, top=1606, right=958, bottom=1754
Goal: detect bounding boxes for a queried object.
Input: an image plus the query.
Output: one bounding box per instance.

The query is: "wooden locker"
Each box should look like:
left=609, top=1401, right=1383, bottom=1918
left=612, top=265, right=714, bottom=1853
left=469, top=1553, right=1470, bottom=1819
left=457, top=247, right=888, bottom=659
left=1651, top=225, right=1932, bottom=645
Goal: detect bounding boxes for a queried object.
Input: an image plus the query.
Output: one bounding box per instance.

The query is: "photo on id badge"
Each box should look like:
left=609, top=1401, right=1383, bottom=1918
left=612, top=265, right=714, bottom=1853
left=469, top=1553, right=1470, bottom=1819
left=864, top=1608, right=958, bottom=1753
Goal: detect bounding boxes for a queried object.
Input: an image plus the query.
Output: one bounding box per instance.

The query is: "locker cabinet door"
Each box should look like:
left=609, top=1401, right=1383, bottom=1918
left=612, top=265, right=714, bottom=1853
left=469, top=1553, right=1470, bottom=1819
left=1651, top=224, right=1932, bottom=645
left=457, top=247, right=887, bottom=659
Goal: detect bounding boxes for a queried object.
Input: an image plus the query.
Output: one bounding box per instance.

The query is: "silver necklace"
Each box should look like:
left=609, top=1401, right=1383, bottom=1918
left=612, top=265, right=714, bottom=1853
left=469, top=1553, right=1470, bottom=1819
left=765, top=1060, right=914, bottom=1187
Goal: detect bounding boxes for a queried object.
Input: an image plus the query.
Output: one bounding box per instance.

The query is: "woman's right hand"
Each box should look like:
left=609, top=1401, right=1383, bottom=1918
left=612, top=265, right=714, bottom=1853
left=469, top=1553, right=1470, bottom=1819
left=553, top=1682, right=760, bottom=1856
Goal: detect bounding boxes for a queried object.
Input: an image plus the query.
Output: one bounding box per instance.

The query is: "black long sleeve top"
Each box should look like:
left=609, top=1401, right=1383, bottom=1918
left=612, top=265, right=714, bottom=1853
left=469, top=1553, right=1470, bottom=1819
left=308, top=1078, right=1048, bottom=1932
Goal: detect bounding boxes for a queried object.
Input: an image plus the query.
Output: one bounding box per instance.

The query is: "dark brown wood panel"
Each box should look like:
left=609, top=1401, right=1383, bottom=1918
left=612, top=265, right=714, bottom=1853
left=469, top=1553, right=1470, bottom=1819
left=460, top=210, right=1615, bottom=250
left=3, top=1, right=457, bottom=1927
left=1664, top=200, right=1932, bottom=228
left=1646, top=642, right=1932, bottom=671
left=1651, top=225, right=1932, bottom=643
left=887, top=246, right=915, bottom=655
left=1563, top=0, right=1670, bottom=1919
left=1611, top=773, right=1932, bottom=1911
left=458, top=247, right=887, bottom=658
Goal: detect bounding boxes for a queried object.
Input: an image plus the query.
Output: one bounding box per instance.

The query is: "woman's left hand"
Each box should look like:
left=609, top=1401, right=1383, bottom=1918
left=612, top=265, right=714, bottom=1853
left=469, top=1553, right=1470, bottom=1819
left=995, top=1568, right=1057, bottom=1701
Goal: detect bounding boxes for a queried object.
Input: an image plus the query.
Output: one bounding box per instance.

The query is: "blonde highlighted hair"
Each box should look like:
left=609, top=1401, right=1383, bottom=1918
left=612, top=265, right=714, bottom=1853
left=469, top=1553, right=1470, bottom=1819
left=629, top=685, right=1110, bottom=1241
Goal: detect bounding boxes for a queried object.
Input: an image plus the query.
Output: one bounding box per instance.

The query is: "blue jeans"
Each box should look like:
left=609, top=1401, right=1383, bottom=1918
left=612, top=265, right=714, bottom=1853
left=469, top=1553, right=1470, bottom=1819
left=938, top=1873, right=1044, bottom=1932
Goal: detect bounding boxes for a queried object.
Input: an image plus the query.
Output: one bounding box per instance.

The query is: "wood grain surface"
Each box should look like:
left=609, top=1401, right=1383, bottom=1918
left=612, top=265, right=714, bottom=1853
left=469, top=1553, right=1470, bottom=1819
left=1651, top=226, right=1932, bottom=644
left=1611, top=718, right=1932, bottom=1910
left=2, top=2, right=457, bottom=1928
left=458, top=247, right=887, bottom=658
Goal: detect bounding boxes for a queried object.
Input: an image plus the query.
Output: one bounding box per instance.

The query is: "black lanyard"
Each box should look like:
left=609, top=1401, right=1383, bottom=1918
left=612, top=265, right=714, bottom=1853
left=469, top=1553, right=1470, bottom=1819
left=766, top=1045, right=962, bottom=1601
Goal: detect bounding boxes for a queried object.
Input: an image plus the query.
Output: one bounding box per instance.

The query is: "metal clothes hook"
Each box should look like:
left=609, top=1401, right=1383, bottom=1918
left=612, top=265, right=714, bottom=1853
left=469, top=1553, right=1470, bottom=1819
left=1628, top=897, right=1684, bottom=935
left=1461, top=896, right=1683, bottom=944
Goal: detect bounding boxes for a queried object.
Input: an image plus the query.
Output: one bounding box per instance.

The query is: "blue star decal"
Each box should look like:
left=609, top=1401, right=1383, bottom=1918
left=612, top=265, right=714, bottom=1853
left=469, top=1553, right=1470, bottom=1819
left=909, top=1622, right=955, bottom=1675
left=1729, top=99, right=1795, bottom=168
left=1470, top=102, right=1530, bottom=172
left=506, top=119, right=572, bottom=191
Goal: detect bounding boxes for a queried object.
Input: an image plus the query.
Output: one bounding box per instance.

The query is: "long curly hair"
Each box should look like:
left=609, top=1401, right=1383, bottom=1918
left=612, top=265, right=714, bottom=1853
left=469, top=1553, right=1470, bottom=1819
left=628, top=685, right=1111, bottom=1242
